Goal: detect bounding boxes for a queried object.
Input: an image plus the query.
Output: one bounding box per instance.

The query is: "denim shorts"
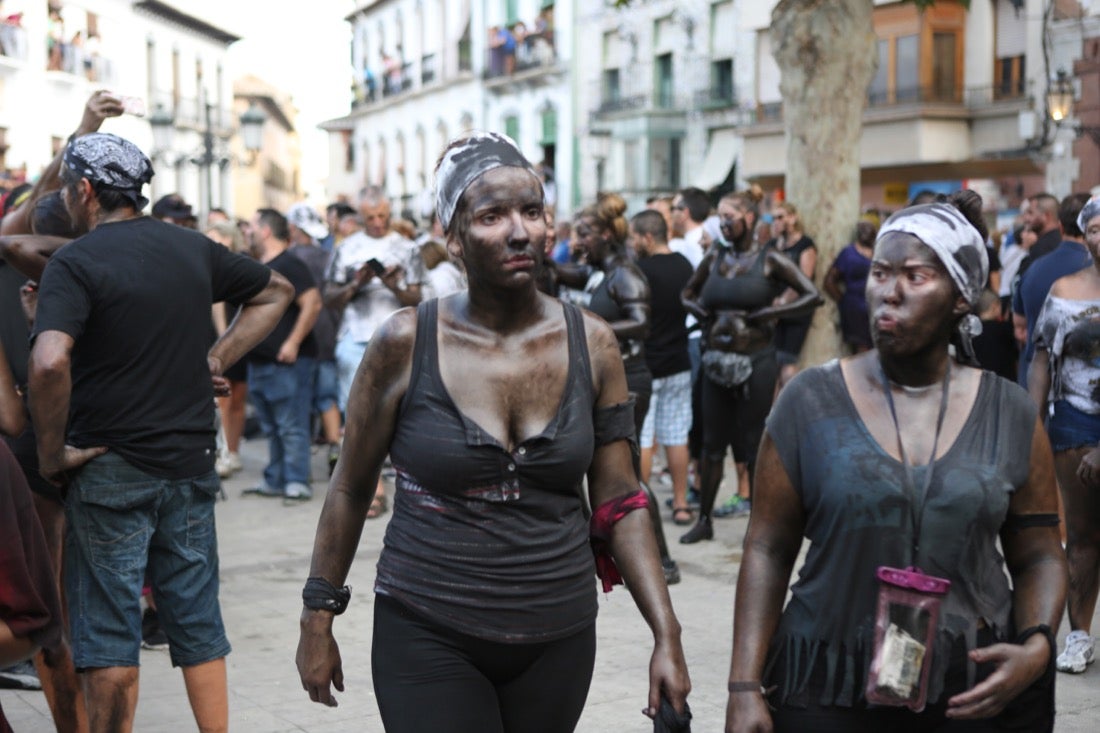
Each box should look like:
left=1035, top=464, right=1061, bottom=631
left=313, top=359, right=339, bottom=413
left=1048, top=400, right=1100, bottom=453
left=64, top=452, right=230, bottom=669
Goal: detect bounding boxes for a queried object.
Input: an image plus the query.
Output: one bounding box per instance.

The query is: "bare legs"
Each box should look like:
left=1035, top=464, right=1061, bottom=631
left=81, top=658, right=226, bottom=733
left=82, top=667, right=139, bottom=733
left=217, top=380, right=248, bottom=456
left=1055, top=447, right=1100, bottom=633
left=641, top=444, right=691, bottom=513
left=182, top=658, right=228, bottom=733
left=30, top=492, right=89, bottom=733
left=320, top=404, right=342, bottom=446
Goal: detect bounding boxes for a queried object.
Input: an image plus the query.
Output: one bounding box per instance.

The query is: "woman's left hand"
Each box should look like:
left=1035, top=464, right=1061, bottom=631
left=642, top=638, right=691, bottom=718
left=945, top=635, right=1048, bottom=719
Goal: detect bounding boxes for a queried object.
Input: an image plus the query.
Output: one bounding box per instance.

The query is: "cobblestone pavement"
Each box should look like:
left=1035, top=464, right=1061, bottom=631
left=3, top=442, right=1098, bottom=731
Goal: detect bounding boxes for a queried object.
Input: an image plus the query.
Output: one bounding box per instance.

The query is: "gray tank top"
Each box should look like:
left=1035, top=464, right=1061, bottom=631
left=763, top=361, right=1035, bottom=707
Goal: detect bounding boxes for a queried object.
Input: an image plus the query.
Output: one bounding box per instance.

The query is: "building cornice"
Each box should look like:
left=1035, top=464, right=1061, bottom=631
left=344, top=0, right=399, bottom=23
left=132, top=1, right=241, bottom=46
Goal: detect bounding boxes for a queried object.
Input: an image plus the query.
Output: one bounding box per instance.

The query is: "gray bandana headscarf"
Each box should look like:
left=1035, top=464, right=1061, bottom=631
left=434, top=131, right=535, bottom=231
left=877, top=202, right=989, bottom=360
left=1077, top=196, right=1100, bottom=233
left=63, top=132, right=154, bottom=209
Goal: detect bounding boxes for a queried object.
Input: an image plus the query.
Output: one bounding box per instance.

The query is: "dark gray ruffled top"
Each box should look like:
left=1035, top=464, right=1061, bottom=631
left=762, top=361, right=1035, bottom=707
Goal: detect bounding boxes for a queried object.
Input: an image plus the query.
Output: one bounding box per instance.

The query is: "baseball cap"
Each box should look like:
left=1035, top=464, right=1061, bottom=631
left=287, top=202, right=328, bottom=240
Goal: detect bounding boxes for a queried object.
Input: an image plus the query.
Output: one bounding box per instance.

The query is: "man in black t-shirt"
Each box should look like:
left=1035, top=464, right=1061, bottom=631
left=243, top=208, right=322, bottom=502
left=631, top=210, right=695, bottom=525
left=29, top=133, right=293, bottom=731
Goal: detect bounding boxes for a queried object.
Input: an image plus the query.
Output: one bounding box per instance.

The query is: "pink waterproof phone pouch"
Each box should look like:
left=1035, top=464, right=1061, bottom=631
left=866, top=566, right=951, bottom=712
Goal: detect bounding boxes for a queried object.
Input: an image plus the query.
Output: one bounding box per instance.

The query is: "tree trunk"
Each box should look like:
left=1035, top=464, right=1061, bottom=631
left=771, top=0, right=877, bottom=367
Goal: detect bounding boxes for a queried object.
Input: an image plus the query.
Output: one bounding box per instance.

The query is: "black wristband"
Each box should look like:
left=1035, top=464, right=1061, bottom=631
left=302, top=576, right=352, bottom=615
left=1016, top=624, right=1056, bottom=666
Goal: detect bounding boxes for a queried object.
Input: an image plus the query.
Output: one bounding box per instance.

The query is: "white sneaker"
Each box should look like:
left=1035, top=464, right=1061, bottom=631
left=225, top=452, right=242, bottom=473
left=1056, top=630, right=1095, bottom=673
left=215, top=456, right=233, bottom=478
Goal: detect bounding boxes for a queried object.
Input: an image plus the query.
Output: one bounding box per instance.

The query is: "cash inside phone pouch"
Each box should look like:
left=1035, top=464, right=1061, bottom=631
left=866, top=566, right=950, bottom=712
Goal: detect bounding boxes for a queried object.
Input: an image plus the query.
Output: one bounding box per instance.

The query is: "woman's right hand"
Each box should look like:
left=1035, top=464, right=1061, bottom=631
left=296, top=610, right=344, bottom=707
left=725, top=691, right=773, bottom=733
left=1077, top=445, right=1100, bottom=487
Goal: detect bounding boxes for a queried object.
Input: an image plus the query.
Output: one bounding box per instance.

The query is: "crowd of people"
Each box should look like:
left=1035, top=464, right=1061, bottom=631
left=0, top=88, right=1094, bottom=733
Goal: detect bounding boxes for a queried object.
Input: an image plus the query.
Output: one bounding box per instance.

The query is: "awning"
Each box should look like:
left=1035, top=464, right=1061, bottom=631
left=697, top=129, right=739, bottom=190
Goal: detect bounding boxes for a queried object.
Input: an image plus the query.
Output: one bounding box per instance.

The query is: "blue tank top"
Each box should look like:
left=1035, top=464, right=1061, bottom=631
left=376, top=299, right=600, bottom=642
left=699, top=245, right=784, bottom=312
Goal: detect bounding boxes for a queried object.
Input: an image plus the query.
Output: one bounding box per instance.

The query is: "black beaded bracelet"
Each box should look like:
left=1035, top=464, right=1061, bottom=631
left=302, top=576, right=352, bottom=615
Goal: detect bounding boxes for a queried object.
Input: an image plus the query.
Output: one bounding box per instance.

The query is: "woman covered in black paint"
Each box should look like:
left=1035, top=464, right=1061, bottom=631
left=727, top=191, right=1067, bottom=733
left=570, top=192, right=680, bottom=583
left=296, top=132, right=690, bottom=733
left=678, top=188, right=821, bottom=544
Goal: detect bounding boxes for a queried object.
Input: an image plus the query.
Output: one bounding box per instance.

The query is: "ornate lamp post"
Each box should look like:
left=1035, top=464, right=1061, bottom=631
left=149, top=99, right=266, bottom=213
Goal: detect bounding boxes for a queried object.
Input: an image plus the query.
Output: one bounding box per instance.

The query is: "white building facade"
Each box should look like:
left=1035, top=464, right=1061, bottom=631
left=573, top=0, right=743, bottom=213
left=0, top=0, right=243, bottom=217
left=323, top=0, right=575, bottom=219
left=570, top=0, right=1093, bottom=217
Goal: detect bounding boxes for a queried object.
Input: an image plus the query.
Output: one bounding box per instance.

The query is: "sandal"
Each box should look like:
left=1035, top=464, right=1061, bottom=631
left=367, top=494, right=389, bottom=519
left=671, top=506, right=694, bottom=526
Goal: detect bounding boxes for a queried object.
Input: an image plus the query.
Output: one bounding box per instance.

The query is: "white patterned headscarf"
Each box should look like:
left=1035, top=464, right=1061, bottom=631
left=1077, top=195, right=1100, bottom=234
left=434, top=132, right=536, bottom=232
left=878, top=202, right=989, bottom=360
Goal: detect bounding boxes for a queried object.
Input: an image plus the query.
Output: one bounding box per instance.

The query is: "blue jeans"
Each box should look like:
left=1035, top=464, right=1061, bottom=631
left=335, top=338, right=368, bottom=414
left=65, top=452, right=230, bottom=669
left=248, top=358, right=315, bottom=492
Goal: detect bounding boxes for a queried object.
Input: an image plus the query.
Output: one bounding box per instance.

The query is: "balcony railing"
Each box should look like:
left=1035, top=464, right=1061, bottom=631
left=866, top=85, right=965, bottom=107
left=695, top=88, right=737, bottom=111
left=593, top=94, right=647, bottom=117
left=484, top=31, right=556, bottom=80
left=967, top=80, right=1030, bottom=106
left=743, top=81, right=1029, bottom=126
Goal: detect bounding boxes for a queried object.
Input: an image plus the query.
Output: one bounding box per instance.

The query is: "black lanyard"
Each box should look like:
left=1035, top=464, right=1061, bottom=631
left=878, top=364, right=952, bottom=564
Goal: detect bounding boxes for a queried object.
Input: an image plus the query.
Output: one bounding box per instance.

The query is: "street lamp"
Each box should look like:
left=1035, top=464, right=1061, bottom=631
left=1047, top=68, right=1073, bottom=123
left=1047, top=68, right=1100, bottom=147
left=148, top=99, right=266, bottom=213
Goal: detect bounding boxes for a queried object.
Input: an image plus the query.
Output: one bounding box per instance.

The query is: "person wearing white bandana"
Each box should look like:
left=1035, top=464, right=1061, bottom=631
left=726, top=190, right=1067, bottom=732
left=297, top=132, right=690, bottom=730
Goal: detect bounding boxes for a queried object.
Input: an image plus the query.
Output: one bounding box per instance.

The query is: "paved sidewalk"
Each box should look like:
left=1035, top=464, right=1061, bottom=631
left=3, top=442, right=1098, bottom=731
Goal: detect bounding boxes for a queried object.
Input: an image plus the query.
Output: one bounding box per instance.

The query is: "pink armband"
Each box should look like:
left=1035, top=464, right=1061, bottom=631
left=589, top=489, right=649, bottom=593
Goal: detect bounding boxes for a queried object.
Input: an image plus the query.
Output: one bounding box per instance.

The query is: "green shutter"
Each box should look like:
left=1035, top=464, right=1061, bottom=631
left=505, top=115, right=520, bottom=142
left=540, top=109, right=557, bottom=146
left=505, top=0, right=519, bottom=26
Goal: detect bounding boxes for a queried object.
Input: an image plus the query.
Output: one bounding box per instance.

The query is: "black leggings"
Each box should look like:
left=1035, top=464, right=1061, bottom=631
left=372, top=595, right=597, bottom=733
left=701, top=348, right=778, bottom=469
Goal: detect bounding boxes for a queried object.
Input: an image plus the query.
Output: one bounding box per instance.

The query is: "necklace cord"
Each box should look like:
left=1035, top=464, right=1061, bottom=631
left=879, top=365, right=952, bottom=565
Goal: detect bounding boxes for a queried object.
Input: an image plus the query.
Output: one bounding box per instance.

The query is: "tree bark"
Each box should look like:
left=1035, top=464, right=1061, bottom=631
left=770, top=0, right=877, bottom=366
